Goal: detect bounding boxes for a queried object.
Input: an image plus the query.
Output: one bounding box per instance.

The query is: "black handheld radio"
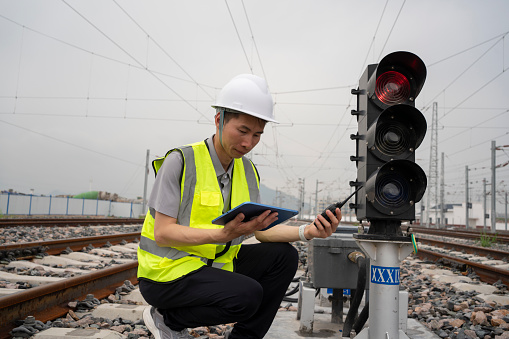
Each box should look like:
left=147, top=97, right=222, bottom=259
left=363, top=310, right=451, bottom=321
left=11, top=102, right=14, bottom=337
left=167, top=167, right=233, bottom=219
left=314, top=186, right=362, bottom=227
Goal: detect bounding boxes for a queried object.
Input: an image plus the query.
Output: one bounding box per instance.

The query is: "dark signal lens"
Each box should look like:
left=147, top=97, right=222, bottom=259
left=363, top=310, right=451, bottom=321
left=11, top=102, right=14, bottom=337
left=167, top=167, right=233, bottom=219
left=376, top=121, right=410, bottom=157
left=376, top=174, right=408, bottom=209
left=375, top=71, right=410, bottom=105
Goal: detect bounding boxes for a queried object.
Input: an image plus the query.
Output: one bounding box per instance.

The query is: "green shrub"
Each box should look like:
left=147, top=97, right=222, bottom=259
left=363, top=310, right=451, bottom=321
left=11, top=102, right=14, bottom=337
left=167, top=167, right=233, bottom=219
left=478, top=231, right=497, bottom=248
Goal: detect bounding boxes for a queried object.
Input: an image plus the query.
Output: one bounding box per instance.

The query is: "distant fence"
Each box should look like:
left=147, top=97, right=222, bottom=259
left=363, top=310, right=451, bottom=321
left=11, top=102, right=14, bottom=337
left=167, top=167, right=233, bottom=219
left=0, top=193, right=144, bottom=218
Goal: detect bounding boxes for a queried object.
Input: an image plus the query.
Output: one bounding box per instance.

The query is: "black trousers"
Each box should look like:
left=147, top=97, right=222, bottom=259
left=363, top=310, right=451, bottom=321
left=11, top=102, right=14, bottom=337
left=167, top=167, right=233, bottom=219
left=139, top=242, right=298, bottom=339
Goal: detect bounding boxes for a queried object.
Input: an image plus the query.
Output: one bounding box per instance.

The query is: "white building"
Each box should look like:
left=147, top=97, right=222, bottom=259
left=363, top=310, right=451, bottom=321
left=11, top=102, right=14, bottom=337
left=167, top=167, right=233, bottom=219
left=422, top=202, right=497, bottom=229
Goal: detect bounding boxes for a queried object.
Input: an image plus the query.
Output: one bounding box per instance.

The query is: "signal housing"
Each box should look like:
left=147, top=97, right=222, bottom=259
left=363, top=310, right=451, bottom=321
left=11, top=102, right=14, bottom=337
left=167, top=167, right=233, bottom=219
left=351, top=51, right=427, bottom=224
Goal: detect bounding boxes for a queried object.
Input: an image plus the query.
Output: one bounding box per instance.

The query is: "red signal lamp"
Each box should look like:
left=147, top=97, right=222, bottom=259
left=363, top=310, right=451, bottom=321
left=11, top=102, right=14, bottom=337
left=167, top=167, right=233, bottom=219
left=375, top=71, right=410, bottom=105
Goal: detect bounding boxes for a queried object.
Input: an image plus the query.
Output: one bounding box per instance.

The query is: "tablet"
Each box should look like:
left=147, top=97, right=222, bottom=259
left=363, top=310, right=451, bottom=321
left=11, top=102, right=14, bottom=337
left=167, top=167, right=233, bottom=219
left=211, top=202, right=299, bottom=231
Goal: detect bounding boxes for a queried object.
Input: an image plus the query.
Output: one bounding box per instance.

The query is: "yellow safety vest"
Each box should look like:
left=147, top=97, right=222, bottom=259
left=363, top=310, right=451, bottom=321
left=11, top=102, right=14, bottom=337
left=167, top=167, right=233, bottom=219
left=137, top=140, right=260, bottom=282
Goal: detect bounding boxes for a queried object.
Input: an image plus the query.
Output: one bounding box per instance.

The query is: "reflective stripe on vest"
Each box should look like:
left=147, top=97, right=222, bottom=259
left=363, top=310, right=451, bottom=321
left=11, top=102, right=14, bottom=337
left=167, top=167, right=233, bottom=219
left=139, top=236, right=227, bottom=269
left=137, top=140, right=260, bottom=282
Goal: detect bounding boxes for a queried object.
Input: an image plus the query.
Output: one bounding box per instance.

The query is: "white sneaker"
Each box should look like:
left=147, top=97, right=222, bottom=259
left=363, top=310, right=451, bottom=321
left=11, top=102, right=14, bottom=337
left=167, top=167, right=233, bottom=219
left=142, top=306, right=193, bottom=339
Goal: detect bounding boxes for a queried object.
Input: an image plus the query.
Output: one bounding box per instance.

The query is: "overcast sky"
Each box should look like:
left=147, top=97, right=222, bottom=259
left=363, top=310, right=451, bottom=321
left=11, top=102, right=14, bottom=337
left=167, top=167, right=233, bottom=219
left=1, top=0, right=508, bottom=212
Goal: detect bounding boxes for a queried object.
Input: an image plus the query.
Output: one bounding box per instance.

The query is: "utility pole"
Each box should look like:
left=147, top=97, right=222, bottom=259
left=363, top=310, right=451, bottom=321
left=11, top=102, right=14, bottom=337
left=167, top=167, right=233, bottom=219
left=483, top=178, right=487, bottom=232
left=314, top=180, right=324, bottom=217
left=275, top=187, right=280, bottom=207
left=439, top=152, right=445, bottom=228
left=142, top=149, right=150, bottom=214
left=465, top=166, right=469, bottom=229
left=491, top=140, right=496, bottom=232
left=426, top=102, right=438, bottom=227
left=298, top=178, right=305, bottom=216
left=505, top=192, right=508, bottom=231
left=302, top=179, right=306, bottom=216
left=315, top=180, right=319, bottom=217
left=492, top=143, right=509, bottom=231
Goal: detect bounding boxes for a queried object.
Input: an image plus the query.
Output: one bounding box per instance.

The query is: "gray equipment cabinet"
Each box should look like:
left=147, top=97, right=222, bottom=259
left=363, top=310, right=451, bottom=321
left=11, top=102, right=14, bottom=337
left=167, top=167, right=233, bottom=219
left=298, top=227, right=369, bottom=334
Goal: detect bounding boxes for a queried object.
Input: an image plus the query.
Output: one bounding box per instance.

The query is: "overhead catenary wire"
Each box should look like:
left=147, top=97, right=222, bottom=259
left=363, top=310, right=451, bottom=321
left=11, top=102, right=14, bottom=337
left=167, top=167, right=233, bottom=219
left=303, top=0, right=394, bottom=184
left=0, top=1, right=362, bottom=197
left=418, top=54, right=509, bottom=157
left=61, top=0, right=212, bottom=122
left=1, top=3, right=507, bottom=204
left=440, top=67, right=508, bottom=120
left=428, top=30, right=509, bottom=68
left=0, top=110, right=210, bottom=123
left=377, top=0, right=406, bottom=61
left=0, top=14, right=215, bottom=89
left=447, top=130, right=509, bottom=157
left=357, top=0, right=389, bottom=78
left=13, top=25, right=25, bottom=114
left=241, top=0, right=268, bottom=82
left=224, top=0, right=253, bottom=73
left=0, top=119, right=142, bottom=167
left=272, top=85, right=355, bottom=95
left=440, top=109, right=509, bottom=144
left=112, top=0, right=215, bottom=101
left=423, top=34, right=509, bottom=114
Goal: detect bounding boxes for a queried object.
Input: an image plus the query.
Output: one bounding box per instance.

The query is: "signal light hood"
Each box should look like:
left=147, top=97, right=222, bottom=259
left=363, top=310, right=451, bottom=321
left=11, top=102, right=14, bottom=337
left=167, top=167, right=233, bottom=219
left=367, top=51, right=427, bottom=108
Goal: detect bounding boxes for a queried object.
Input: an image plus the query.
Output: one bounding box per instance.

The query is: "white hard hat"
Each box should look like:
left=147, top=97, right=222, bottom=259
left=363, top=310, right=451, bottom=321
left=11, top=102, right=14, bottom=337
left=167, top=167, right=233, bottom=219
left=213, top=74, right=277, bottom=123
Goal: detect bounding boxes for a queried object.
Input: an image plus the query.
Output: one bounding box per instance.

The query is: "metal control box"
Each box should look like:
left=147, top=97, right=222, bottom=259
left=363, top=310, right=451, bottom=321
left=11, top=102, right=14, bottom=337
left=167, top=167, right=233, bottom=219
left=308, top=232, right=369, bottom=289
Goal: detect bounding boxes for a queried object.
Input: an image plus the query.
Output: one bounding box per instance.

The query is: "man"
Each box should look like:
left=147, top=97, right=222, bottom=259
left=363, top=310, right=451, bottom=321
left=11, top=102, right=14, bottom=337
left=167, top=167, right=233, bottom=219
left=138, top=74, right=342, bottom=339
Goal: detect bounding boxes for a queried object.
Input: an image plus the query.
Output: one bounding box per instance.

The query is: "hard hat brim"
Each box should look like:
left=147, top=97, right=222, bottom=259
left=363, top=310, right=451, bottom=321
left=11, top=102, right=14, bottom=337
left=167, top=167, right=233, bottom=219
left=212, top=105, right=279, bottom=123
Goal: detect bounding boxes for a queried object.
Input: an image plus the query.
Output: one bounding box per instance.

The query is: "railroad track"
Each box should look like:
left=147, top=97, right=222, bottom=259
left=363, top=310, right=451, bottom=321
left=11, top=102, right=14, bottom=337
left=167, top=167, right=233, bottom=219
left=1, top=220, right=508, bottom=338
left=0, top=232, right=141, bottom=260
left=417, top=237, right=508, bottom=261
left=0, top=217, right=143, bottom=228
left=0, top=261, right=138, bottom=339
left=406, top=225, right=509, bottom=244
left=404, top=226, right=509, bottom=285
left=402, top=227, right=509, bottom=287
left=0, top=233, right=140, bottom=338
left=415, top=247, right=509, bottom=287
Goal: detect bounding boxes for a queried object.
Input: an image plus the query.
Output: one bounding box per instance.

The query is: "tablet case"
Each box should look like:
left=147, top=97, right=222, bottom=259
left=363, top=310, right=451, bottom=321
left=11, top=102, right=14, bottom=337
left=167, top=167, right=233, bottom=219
left=212, top=202, right=299, bottom=231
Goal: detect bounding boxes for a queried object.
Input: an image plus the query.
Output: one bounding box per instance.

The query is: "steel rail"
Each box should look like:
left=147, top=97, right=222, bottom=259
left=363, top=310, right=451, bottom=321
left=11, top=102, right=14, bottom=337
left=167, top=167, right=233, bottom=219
left=408, top=226, right=509, bottom=244
left=411, top=223, right=509, bottom=234
left=0, top=232, right=141, bottom=258
left=0, top=218, right=142, bottom=228
left=0, top=261, right=138, bottom=339
left=416, top=248, right=509, bottom=287
left=417, top=238, right=509, bottom=261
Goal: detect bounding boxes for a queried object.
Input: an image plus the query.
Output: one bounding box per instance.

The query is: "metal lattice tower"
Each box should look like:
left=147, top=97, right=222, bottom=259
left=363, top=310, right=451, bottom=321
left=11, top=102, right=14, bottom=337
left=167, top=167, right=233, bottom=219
left=439, top=152, right=445, bottom=228
left=426, top=102, right=439, bottom=227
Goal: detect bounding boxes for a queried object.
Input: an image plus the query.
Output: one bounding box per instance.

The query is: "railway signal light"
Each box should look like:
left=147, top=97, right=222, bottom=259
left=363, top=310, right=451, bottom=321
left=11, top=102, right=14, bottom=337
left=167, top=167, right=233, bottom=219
left=351, top=51, right=427, bottom=224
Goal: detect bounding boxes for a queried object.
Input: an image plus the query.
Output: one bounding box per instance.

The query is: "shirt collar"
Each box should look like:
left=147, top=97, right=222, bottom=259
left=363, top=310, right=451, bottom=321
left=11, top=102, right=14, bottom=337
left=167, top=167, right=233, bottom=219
left=207, top=135, right=233, bottom=177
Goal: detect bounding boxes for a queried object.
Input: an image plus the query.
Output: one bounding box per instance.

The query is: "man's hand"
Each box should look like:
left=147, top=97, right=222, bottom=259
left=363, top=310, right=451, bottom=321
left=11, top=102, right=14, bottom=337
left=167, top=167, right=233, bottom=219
left=154, top=210, right=278, bottom=247
left=306, top=207, right=342, bottom=240
left=221, top=210, right=278, bottom=241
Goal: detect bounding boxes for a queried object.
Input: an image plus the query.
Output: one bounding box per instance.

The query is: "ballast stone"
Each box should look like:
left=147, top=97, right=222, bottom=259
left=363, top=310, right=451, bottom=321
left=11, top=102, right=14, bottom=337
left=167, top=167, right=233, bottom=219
left=33, top=255, right=98, bottom=267
left=7, top=259, right=89, bottom=274
left=119, top=287, right=149, bottom=305
left=0, top=270, right=62, bottom=285
left=452, top=282, right=498, bottom=295
left=33, top=327, right=124, bottom=339
left=91, top=304, right=147, bottom=322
